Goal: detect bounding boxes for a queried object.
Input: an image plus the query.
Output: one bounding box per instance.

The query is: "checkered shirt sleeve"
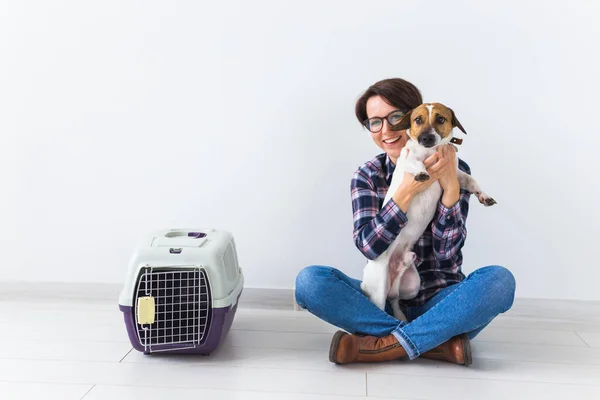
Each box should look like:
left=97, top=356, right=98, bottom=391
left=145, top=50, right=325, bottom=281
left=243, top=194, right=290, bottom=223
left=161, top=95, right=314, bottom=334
left=431, top=160, right=472, bottom=260
left=351, top=169, right=408, bottom=260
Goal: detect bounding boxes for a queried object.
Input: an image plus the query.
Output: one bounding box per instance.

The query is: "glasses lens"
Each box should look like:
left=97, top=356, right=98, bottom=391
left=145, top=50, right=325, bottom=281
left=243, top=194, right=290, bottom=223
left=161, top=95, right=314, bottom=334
left=365, top=118, right=382, bottom=132
left=387, top=111, right=404, bottom=126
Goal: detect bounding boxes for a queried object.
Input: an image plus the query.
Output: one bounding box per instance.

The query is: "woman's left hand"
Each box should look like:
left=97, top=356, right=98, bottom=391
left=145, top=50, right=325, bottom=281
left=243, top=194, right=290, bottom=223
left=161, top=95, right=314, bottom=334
left=425, top=144, right=460, bottom=206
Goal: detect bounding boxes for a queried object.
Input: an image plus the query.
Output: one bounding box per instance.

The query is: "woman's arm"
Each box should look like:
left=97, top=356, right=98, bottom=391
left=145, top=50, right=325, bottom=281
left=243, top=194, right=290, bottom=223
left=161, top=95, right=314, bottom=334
left=431, top=159, right=472, bottom=260
left=352, top=153, right=444, bottom=260
left=351, top=169, right=409, bottom=260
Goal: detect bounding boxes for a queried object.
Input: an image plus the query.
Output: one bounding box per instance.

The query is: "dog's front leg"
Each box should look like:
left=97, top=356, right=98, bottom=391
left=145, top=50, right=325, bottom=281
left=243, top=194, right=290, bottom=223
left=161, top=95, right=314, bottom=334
left=403, top=154, right=430, bottom=182
left=383, top=147, right=410, bottom=205
left=457, top=170, right=496, bottom=206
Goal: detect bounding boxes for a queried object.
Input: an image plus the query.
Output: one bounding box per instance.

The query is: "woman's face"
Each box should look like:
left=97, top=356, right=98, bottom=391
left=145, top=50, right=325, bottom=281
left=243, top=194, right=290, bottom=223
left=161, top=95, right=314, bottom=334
left=365, top=95, right=408, bottom=164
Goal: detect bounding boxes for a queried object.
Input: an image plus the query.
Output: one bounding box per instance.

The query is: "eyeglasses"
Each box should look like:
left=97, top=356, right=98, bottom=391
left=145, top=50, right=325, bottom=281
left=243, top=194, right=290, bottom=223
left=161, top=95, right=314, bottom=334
left=362, top=110, right=405, bottom=133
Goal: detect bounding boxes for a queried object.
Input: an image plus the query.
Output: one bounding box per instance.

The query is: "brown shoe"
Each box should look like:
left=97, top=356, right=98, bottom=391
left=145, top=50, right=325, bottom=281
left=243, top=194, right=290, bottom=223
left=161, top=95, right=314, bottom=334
left=329, top=330, right=408, bottom=364
left=420, top=334, right=472, bottom=365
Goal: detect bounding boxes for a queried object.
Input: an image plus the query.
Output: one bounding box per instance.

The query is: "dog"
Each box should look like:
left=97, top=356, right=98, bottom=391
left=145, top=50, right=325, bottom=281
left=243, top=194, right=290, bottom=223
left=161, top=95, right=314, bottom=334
left=360, top=102, right=496, bottom=321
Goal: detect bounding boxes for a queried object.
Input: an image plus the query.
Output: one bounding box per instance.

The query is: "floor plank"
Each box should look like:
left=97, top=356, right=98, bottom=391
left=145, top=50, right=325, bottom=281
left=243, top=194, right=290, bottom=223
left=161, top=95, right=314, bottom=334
left=0, top=304, right=122, bottom=326
left=0, top=381, right=93, bottom=400
left=472, top=341, right=600, bottom=366
left=367, top=373, right=600, bottom=399
left=0, top=339, right=132, bottom=363
left=0, top=321, right=129, bottom=343
left=488, top=315, right=600, bottom=332
left=576, top=331, right=600, bottom=347
left=231, top=312, right=338, bottom=334
left=122, top=343, right=335, bottom=371
left=83, top=385, right=401, bottom=400
left=475, top=326, right=587, bottom=347
left=349, top=357, right=600, bottom=387
left=508, top=298, right=600, bottom=322
left=0, top=359, right=366, bottom=397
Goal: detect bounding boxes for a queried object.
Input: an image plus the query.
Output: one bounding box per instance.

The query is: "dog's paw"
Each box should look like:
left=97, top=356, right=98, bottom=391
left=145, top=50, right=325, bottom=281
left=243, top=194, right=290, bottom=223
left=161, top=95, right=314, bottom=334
left=414, top=172, right=430, bottom=182
left=391, top=302, right=408, bottom=322
left=484, top=197, right=497, bottom=206
left=476, top=192, right=497, bottom=206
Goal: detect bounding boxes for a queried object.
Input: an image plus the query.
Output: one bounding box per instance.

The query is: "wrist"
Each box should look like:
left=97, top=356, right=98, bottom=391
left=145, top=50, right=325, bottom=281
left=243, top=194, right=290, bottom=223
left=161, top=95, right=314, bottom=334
left=441, top=181, right=460, bottom=208
left=393, top=183, right=414, bottom=213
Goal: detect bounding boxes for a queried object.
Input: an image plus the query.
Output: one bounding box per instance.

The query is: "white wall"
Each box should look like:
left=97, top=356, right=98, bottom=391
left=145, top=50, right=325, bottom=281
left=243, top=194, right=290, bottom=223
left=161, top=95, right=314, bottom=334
left=1, top=0, right=598, bottom=301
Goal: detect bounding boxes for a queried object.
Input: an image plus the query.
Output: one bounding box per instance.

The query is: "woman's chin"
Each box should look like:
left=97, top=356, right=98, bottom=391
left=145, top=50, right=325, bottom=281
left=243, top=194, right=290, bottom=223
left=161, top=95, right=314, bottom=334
left=380, top=142, right=403, bottom=160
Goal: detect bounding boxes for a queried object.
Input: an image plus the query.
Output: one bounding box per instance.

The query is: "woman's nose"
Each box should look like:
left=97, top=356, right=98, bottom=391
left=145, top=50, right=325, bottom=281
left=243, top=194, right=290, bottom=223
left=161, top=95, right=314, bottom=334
left=381, top=120, right=391, bottom=134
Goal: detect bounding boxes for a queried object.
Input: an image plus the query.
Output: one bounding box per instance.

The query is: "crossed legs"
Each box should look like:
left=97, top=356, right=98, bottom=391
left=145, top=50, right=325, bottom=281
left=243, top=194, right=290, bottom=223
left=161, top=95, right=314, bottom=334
left=295, top=264, right=515, bottom=362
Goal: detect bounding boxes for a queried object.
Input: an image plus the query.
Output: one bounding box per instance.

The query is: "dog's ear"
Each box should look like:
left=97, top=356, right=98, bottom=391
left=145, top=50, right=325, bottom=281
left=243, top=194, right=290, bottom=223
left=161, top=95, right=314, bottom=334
left=390, top=110, right=413, bottom=131
left=449, top=108, right=467, bottom=134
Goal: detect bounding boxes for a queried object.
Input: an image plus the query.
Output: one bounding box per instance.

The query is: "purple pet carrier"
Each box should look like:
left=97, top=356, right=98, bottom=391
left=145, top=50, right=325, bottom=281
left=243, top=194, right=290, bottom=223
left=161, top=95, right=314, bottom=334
left=119, top=229, right=244, bottom=354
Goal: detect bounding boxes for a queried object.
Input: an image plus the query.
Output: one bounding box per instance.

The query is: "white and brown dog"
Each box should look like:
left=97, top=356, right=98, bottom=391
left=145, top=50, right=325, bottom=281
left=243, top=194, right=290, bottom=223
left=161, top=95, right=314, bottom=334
left=360, top=103, right=496, bottom=321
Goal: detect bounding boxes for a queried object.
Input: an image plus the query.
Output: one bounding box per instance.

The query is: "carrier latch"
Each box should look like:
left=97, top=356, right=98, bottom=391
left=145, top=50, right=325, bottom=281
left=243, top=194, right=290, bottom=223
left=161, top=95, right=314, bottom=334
left=137, top=296, right=156, bottom=324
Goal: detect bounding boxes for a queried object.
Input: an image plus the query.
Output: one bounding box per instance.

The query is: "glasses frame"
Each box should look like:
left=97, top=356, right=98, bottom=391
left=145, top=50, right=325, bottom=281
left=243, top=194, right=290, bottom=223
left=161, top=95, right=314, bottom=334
left=362, top=109, right=406, bottom=133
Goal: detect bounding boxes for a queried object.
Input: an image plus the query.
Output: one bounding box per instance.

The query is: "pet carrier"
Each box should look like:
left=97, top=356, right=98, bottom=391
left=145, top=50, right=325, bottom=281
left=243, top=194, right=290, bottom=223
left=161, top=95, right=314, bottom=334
left=119, top=228, right=244, bottom=355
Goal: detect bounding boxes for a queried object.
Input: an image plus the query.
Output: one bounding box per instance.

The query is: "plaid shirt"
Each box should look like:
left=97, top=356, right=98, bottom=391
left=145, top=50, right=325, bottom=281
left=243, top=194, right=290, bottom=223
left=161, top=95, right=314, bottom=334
left=351, top=152, right=471, bottom=307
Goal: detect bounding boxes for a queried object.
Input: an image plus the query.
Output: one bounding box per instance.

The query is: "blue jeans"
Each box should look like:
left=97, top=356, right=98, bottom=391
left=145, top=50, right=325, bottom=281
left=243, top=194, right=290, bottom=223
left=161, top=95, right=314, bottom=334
left=295, top=265, right=516, bottom=360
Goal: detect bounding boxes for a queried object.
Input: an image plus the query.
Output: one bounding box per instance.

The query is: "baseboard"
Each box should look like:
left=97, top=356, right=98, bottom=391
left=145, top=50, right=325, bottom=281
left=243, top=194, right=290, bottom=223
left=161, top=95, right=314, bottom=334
left=0, top=281, right=300, bottom=311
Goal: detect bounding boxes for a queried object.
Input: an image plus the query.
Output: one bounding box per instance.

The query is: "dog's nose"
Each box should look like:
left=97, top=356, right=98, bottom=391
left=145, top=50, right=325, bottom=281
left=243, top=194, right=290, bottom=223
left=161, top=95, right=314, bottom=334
left=418, top=133, right=436, bottom=148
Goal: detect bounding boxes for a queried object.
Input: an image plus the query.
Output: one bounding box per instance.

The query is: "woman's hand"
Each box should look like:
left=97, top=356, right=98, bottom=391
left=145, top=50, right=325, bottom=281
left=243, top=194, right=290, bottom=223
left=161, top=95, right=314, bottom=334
left=392, top=145, right=461, bottom=212
left=392, top=170, right=438, bottom=213
left=425, top=145, right=460, bottom=207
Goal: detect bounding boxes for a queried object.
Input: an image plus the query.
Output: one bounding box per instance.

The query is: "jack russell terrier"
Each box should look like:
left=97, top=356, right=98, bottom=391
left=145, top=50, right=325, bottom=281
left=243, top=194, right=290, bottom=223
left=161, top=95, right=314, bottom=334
left=360, top=102, right=496, bottom=321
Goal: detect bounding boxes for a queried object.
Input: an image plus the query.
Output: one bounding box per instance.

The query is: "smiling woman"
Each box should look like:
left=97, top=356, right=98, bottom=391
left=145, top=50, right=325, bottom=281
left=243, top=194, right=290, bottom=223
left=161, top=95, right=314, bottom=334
left=294, top=77, right=516, bottom=366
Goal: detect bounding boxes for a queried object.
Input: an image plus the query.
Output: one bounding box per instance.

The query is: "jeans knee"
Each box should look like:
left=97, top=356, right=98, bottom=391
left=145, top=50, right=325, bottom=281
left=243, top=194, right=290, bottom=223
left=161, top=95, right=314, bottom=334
left=485, top=265, right=516, bottom=312
left=294, top=265, right=330, bottom=308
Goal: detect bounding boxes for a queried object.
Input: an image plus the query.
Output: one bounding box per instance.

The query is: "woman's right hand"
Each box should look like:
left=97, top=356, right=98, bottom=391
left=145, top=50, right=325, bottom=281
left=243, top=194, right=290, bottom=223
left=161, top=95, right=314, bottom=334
left=392, top=152, right=445, bottom=212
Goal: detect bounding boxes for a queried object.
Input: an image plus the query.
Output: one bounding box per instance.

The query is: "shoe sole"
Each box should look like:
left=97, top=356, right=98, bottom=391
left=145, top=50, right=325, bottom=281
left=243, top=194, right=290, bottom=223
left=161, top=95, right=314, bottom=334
left=329, top=330, right=346, bottom=364
left=461, top=334, right=473, bottom=366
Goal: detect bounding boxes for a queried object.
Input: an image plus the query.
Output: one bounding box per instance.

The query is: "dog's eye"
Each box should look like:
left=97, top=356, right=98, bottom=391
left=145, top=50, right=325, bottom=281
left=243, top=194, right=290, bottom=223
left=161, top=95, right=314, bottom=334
left=415, top=117, right=423, bottom=125
left=436, top=116, right=446, bottom=124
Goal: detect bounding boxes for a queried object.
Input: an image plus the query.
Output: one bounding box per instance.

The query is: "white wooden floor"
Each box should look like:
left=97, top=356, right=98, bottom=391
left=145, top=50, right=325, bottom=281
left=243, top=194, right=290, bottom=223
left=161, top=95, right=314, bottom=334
left=1, top=297, right=600, bottom=399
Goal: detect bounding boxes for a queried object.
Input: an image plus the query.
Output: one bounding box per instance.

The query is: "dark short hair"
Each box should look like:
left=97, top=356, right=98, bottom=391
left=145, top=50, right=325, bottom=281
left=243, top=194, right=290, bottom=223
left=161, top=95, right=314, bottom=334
left=355, top=78, right=423, bottom=124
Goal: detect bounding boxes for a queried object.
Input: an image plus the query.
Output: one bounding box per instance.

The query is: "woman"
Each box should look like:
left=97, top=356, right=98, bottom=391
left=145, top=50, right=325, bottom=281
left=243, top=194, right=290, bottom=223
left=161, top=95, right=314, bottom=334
left=294, top=78, right=516, bottom=366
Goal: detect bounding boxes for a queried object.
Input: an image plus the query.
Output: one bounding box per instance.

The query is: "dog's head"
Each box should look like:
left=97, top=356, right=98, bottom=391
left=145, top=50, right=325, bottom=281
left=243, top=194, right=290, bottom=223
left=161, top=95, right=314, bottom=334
left=391, top=103, right=466, bottom=148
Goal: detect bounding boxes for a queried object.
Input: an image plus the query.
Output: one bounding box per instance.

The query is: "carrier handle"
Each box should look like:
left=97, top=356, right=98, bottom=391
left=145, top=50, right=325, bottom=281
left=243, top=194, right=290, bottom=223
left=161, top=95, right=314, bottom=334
left=164, top=229, right=208, bottom=239
left=187, top=232, right=206, bottom=238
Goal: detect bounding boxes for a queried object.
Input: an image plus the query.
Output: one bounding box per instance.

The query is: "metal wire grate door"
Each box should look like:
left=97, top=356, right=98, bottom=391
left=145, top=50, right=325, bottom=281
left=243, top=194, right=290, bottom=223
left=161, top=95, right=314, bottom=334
left=134, top=267, right=211, bottom=352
